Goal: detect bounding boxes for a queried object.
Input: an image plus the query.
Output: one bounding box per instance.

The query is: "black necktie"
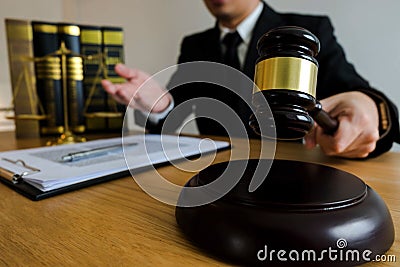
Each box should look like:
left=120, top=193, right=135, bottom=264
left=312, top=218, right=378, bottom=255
left=222, top=31, right=242, bottom=70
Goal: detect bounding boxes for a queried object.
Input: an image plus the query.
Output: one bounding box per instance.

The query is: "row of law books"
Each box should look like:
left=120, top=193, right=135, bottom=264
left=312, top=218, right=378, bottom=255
left=5, top=18, right=126, bottom=138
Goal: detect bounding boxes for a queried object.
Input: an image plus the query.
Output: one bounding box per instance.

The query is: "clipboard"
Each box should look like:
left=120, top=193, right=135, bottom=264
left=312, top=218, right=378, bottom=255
left=0, top=134, right=230, bottom=201
left=0, top=154, right=136, bottom=200
left=0, top=165, right=130, bottom=201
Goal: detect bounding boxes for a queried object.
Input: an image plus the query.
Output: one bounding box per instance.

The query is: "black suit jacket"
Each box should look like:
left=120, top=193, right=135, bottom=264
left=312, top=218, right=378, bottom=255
left=136, top=1, right=400, bottom=156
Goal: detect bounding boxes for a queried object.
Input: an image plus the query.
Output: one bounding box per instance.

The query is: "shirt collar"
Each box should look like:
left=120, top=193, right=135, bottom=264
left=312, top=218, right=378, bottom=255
left=219, top=1, right=263, bottom=45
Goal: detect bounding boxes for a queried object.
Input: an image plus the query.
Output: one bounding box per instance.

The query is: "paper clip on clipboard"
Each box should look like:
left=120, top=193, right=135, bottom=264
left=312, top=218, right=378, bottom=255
left=0, top=158, right=41, bottom=184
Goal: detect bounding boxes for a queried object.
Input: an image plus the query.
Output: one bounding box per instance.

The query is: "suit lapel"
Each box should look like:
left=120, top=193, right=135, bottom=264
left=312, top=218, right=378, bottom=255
left=206, top=24, right=223, bottom=63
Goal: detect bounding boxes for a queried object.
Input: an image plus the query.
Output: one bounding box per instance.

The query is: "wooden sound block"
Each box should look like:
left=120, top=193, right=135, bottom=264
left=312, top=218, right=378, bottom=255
left=175, top=159, right=394, bottom=266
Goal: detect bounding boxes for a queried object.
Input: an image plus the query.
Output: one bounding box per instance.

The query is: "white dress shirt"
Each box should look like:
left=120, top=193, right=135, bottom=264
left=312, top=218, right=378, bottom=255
left=219, top=1, right=263, bottom=69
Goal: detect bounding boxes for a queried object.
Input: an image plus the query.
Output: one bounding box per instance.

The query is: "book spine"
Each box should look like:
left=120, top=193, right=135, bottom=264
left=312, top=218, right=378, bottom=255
left=101, top=26, right=126, bottom=131
left=32, top=21, right=64, bottom=135
left=5, top=18, right=40, bottom=138
left=58, top=23, right=85, bottom=133
left=80, top=25, right=107, bottom=131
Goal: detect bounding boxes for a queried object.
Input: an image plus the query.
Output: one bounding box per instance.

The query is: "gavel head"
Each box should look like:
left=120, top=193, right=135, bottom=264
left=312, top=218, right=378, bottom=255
left=249, top=26, right=321, bottom=140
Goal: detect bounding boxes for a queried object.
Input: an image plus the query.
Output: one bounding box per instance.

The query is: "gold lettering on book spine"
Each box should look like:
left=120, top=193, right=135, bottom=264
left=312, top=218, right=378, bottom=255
left=103, top=31, right=123, bottom=45
left=33, top=24, right=58, bottom=34
left=81, top=30, right=102, bottom=44
left=58, top=25, right=80, bottom=36
left=103, top=29, right=124, bottom=83
left=8, top=24, right=33, bottom=41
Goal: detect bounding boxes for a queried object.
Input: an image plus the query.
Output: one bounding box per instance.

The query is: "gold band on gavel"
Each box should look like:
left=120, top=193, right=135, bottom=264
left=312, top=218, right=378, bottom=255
left=253, top=57, right=318, bottom=97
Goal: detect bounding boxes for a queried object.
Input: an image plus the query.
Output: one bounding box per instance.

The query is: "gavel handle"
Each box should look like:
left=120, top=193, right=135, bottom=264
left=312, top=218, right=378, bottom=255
left=310, top=102, right=339, bottom=135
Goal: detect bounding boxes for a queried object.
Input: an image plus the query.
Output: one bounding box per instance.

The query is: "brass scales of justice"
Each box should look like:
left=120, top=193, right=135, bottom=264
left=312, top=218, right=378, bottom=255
left=6, top=41, right=123, bottom=145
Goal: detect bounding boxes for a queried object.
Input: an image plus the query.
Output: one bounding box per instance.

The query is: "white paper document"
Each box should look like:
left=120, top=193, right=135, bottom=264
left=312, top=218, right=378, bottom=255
left=0, top=134, right=230, bottom=192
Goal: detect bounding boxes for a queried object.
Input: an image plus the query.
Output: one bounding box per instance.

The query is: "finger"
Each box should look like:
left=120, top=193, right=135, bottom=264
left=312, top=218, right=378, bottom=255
left=331, top=128, right=378, bottom=158
left=115, top=63, right=140, bottom=80
left=318, top=127, right=376, bottom=158
left=102, top=80, right=134, bottom=106
left=101, top=79, right=117, bottom=94
left=113, top=86, right=135, bottom=106
left=303, top=126, right=317, bottom=149
left=331, top=118, right=359, bottom=152
left=112, top=93, right=129, bottom=106
left=319, top=97, right=336, bottom=113
left=317, top=118, right=358, bottom=155
left=102, top=80, right=129, bottom=102
left=330, top=139, right=377, bottom=158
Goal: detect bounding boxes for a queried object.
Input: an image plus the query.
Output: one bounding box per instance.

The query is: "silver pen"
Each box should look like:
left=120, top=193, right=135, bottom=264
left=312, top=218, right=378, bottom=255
left=61, top=143, right=137, bottom=162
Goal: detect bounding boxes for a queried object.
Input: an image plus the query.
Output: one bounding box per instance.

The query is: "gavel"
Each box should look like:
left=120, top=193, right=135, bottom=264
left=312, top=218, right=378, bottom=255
left=175, top=28, right=395, bottom=267
left=249, top=26, right=338, bottom=140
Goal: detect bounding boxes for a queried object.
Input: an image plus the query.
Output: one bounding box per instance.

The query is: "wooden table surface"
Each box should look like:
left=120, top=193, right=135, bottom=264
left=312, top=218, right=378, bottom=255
left=0, top=131, right=398, bottom=266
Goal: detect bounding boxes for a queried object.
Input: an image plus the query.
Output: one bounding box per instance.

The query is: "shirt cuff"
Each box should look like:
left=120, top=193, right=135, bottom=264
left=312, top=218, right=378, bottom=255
left=139, top=98, right=174, bottom=124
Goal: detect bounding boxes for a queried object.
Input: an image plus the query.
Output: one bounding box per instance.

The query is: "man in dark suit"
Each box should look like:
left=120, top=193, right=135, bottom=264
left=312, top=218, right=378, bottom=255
left=102, top=0, right=400, bottom=158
